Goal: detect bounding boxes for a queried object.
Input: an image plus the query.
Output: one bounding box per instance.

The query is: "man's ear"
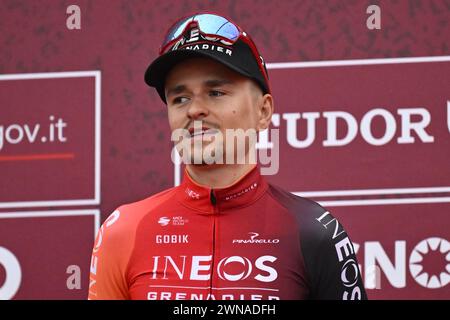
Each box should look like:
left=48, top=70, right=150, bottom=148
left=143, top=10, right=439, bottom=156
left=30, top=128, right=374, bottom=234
left=257, top=93, right=274, bottom=131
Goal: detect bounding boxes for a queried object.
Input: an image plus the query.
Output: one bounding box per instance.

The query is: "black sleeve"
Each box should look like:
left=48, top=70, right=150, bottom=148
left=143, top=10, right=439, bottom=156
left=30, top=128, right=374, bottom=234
left=268, top=185, right=367, bottom=300
left=300, top=208, right=368, bottom=300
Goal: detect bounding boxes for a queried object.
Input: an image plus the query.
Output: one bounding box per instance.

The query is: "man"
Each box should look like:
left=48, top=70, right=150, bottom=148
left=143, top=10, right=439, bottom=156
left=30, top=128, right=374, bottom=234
left=88, top=13, right=367, bottom=300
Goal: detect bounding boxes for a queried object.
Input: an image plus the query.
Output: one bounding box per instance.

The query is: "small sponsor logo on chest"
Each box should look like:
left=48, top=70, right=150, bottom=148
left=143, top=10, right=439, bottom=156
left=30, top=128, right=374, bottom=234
left=156, top=234, right=189, bottom=244
left=233, top=232, right=280, bottom=244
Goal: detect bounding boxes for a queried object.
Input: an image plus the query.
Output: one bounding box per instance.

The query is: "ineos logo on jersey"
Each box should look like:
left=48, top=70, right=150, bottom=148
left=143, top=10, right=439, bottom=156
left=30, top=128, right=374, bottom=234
left=150, top=255, right=278, bottom=283
left=217, top=256, right=253, bottom=281
left=156, top=234, right=189, bottom=244
left=93, top=210, right=121, bottom=253
left=341, top=258, right=359, bottom=288
left=92, top=228, right=103, bottom=253
left=316, top=211, right=363, bottom=300
left=232, top=232, right=280, bottom=244
left=90, top=209, right=122, bottom=293
left=409, top=237, right=450, bottom=289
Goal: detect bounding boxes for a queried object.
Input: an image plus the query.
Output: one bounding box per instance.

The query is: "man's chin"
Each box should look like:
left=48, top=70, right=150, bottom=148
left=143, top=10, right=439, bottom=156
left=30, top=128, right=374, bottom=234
left=189, top=161, right=211, bottom=166
left=188, top=157, right=222, bottom=166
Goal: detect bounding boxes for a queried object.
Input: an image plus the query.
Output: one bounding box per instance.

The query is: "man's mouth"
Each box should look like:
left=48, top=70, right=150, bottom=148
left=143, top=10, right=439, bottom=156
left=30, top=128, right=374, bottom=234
left=188, top=126, right=219, bottom=138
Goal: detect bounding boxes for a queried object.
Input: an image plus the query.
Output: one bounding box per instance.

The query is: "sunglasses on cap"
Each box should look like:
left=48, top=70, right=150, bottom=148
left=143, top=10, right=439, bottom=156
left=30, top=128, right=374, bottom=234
left=158, top=13, right=270, bottom=93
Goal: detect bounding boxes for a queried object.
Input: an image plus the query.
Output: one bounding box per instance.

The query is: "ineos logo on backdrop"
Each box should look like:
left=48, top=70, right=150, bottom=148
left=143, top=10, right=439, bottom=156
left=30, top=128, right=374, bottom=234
left=357, top=236, right=450, bottom=290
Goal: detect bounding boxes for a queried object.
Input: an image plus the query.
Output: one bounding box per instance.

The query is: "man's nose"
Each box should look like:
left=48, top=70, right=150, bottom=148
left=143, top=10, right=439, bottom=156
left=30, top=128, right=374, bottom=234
left=187, top=97, right=209, bottom=120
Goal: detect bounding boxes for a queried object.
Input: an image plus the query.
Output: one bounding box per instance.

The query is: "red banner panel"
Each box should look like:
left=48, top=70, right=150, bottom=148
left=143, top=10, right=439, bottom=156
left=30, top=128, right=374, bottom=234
left=329, top=202, right=449, bottom=300
left=0, top=72, right=100, bottom=208
left=0, top=210, right=99, bottom=299
left=263, top=58, right=450, bottom=197
left=1, top=0, right=449, bottom=300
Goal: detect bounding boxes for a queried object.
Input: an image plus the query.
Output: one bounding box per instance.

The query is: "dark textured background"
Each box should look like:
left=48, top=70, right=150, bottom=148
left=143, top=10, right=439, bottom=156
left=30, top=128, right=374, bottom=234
left=2, top=0, right=449, bottom=214
left=0, top=0, right=449, bottom=299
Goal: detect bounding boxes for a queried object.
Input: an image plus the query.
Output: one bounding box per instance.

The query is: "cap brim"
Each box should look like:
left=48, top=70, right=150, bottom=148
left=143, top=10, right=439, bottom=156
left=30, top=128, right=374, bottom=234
left=144, top=49, right=254, bottom=103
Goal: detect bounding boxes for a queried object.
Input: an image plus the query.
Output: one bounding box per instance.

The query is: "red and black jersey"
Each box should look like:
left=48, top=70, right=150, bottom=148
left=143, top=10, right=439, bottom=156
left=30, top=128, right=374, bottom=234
left=88, top=165, right=367, bottom=300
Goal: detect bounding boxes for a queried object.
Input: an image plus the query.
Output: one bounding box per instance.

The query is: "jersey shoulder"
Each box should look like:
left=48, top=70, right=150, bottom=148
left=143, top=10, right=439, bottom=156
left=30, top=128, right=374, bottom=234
left=109, top=186, right=178, bottom=234
left=267, top=183, right=329, bottom=229
left=267, top=182, right=346, bottom=251
left=88, top=187, right=180, bottom=300
left=267, top=183, right=367, bottom=300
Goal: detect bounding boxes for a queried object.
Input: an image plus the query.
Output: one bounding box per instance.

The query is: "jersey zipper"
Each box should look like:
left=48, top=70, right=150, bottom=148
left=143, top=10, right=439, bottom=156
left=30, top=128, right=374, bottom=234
left=209, top=189, right=217, bottom=298
left=210, top=189, right=217, bottom=206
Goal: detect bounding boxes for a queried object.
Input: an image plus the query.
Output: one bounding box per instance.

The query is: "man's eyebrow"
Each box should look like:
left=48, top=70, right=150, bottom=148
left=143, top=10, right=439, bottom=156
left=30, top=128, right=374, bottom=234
left=203, top=78, right=234, bottom=87
left=166, top=84, right=187, bottom=98
left=166, top=79, right=234, bottom=97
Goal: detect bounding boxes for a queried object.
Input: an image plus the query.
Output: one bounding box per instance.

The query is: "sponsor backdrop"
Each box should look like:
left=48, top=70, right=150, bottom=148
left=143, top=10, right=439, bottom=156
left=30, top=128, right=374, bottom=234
left=0, top=0, right=449, bottom=299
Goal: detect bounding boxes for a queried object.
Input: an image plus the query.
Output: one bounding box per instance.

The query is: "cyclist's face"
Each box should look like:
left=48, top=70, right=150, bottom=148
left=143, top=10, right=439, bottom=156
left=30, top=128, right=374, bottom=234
left=165, top=57, right=271, bottom=165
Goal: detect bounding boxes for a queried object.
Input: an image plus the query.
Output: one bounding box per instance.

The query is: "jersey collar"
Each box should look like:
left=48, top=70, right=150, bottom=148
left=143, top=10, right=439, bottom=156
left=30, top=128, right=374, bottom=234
left=177, top=165, right=268, bottom=214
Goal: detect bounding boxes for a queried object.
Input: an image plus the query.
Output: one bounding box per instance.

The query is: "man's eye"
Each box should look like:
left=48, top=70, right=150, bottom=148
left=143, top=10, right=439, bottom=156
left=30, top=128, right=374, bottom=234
left=172, top=96, right=189, bottom=104
left=209, top=90, right=224, bottom=97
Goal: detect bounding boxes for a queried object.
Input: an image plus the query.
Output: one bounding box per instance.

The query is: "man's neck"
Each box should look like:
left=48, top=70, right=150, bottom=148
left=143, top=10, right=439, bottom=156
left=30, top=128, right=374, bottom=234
left=186, top=163, right=257, bottom=189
